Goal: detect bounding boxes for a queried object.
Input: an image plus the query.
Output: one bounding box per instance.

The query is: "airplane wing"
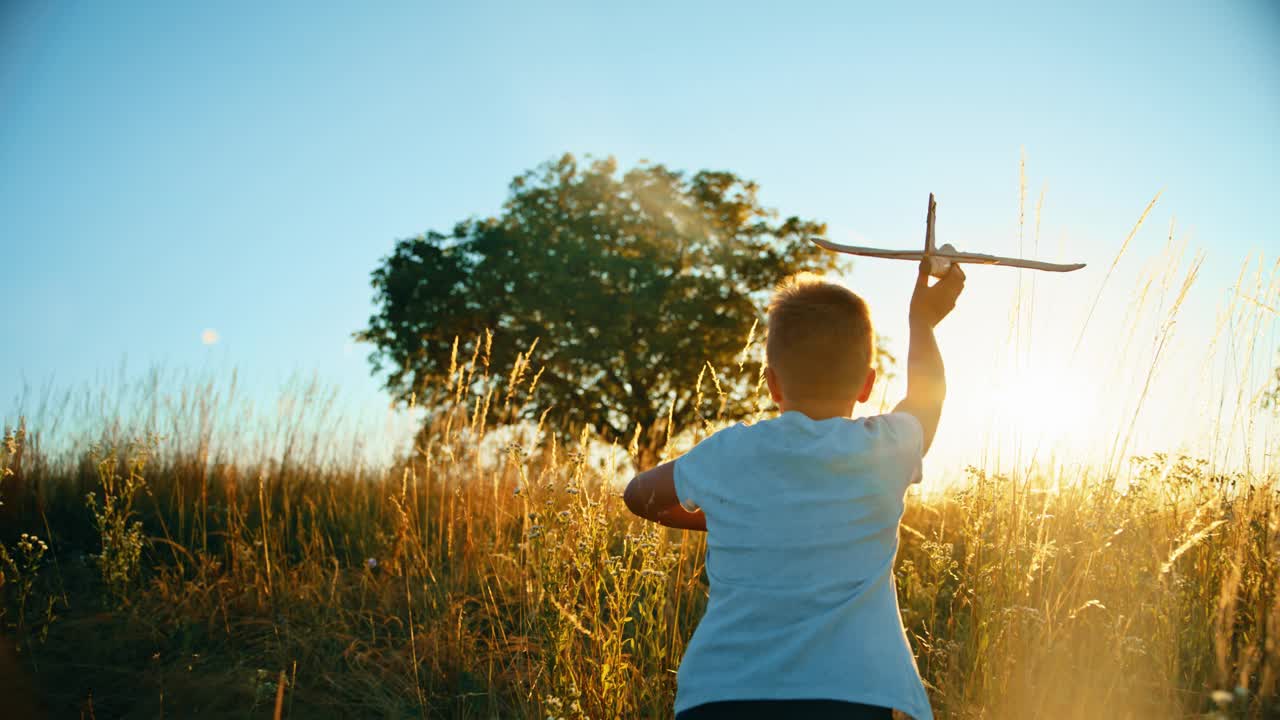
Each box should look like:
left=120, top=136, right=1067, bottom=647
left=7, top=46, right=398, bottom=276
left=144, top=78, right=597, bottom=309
left=809, top=237, right=1086, bottom=273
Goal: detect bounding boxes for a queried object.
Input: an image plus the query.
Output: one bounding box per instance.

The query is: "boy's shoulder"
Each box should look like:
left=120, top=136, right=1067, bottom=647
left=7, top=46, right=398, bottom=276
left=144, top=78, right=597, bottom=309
left=862, top=411, right=926, bottom=444
left=675, top=411, right=925, bottom=511
left=750, top=410, right=922, bottom=439
left=694, top=411, right=923, bottom=458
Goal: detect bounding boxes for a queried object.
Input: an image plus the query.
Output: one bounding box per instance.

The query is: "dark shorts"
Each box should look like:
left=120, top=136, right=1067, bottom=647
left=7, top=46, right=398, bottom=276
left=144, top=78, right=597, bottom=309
left=676, top=699, right=894, bottom=720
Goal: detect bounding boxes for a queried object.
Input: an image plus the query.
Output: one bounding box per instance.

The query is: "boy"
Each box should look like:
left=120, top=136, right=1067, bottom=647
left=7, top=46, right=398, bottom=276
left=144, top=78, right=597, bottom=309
left=624, top=258, right=965, bottom=720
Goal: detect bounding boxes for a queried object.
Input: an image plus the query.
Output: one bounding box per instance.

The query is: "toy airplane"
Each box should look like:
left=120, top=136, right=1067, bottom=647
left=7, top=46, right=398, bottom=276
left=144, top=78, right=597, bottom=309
left=810, top=194, right=1086, bottom=278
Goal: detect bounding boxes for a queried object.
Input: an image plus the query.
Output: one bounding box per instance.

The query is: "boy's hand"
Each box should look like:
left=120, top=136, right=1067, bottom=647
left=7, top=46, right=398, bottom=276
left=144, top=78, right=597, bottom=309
left=909, top=259, right=966, bottom=328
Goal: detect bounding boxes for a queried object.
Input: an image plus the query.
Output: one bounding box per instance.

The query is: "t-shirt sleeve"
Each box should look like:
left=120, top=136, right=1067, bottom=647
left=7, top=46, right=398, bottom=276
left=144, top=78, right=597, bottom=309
left=672, top=426, right=732, bottom=513
left=873, top=412, right=925, bottom=489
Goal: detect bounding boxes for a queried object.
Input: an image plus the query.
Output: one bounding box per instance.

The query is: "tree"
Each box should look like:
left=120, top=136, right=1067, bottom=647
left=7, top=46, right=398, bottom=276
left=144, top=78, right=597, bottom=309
left=360, top=153, right=846, bottom=466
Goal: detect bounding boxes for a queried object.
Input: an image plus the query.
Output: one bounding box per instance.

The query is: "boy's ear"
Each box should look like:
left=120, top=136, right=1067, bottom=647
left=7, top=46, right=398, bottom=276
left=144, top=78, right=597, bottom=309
left=856, top=368, right=877, bottom=403
left=765, top=366, right=784, bottom=404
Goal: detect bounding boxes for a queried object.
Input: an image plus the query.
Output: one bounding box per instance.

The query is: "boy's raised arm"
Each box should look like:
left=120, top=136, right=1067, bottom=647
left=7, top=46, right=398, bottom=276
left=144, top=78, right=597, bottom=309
left=893, top=259, right=965, bottom=455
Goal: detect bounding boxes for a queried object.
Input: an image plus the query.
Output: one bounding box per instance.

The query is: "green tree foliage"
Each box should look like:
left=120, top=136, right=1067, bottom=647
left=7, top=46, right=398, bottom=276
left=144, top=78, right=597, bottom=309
left=360, top=154, right=845, bottom=463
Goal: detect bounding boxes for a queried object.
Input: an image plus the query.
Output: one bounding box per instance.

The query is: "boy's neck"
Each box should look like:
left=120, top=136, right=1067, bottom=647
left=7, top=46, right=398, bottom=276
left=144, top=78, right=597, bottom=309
left=778, top=399, right=857, bottom=421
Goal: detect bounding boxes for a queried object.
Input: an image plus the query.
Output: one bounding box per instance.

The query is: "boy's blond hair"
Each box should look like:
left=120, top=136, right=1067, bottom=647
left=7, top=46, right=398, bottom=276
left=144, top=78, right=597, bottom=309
left=766, top=273, right=875, bottom=402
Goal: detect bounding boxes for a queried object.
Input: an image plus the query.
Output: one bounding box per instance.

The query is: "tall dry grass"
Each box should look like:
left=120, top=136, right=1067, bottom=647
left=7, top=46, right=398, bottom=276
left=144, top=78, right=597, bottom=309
left=2, top=338, right=1276, bottom=718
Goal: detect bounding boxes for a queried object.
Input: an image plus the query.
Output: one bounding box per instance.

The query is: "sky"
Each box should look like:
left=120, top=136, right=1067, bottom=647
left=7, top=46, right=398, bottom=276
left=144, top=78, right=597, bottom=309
left=3, top=1, right=1278, bottom=475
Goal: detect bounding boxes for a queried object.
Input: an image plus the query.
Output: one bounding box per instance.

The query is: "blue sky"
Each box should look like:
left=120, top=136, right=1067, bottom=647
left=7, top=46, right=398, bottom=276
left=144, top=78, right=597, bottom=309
left=3, top=1, right=1277, bottom=467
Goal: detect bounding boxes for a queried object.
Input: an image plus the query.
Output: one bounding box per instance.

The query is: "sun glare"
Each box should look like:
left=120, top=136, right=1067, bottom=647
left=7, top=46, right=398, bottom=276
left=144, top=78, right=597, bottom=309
left=989, top=363, right=1093, bottom=447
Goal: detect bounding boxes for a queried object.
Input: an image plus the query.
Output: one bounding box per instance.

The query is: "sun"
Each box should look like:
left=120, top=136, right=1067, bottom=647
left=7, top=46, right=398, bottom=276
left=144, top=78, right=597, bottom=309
left=990, top=363, right=1093, bottom=447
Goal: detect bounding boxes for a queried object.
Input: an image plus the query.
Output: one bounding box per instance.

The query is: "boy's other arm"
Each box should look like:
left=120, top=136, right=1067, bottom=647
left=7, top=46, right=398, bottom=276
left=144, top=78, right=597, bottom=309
left=623, top=461, right=707, bottom=532
left=894, top=259, right=965, bottom=455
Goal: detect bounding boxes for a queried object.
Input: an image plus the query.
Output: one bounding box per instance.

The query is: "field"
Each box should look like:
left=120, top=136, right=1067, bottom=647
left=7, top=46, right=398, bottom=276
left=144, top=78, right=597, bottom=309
left=3, top=249, right=1279, bottom=719
left=1, top=353, right=1276, bottom=720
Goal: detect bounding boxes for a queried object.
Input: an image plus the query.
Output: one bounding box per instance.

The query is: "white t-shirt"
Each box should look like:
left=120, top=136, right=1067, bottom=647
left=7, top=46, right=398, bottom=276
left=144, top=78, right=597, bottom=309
left=672, top=410, right=932, bottom=720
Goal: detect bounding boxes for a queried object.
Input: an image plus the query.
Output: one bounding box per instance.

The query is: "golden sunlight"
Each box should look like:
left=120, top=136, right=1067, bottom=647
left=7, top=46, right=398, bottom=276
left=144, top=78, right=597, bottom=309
left=989, top=362, right=1094, bottom=446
